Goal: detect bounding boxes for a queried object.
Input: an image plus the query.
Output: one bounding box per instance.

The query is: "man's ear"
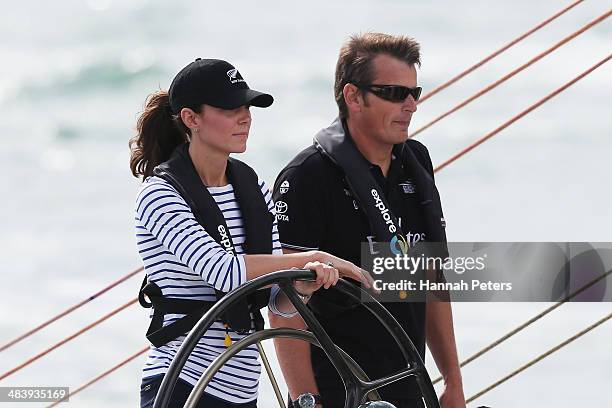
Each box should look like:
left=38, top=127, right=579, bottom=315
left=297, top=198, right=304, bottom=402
left=343, top=83, right=364, bottom=115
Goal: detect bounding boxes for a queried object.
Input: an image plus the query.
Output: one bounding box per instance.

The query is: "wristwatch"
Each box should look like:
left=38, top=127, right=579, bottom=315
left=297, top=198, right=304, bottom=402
left=293, top=392, right=321, bottom=408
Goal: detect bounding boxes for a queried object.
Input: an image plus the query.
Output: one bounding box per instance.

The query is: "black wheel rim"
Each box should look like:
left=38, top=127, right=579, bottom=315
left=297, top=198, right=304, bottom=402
left=153, top=269, right=439, bottom=408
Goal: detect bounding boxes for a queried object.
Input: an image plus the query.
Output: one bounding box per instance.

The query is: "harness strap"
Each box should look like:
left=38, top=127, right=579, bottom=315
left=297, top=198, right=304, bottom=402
left=139, top=277, right=269, bottom=347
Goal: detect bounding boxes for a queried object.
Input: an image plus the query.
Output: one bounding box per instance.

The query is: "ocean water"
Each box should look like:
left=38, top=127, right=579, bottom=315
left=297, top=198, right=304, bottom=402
left=1, top=0, right=610, bottom=406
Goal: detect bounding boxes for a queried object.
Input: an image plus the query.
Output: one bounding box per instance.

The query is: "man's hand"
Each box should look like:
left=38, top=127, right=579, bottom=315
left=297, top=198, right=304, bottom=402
left=439, top=379, right=466, bottom=408
left=425, top=295, right=465, bottom=408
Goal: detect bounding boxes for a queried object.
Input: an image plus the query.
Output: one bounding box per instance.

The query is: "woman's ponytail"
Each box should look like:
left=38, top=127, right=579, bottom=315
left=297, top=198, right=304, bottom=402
left=129, top=91, right=192, bottom=180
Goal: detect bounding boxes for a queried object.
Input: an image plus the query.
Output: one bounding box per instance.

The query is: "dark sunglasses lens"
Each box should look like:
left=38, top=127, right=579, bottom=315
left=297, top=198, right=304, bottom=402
left=375, top=86, right=421, bottom=102
left=389, top=87, right=408, bottom=101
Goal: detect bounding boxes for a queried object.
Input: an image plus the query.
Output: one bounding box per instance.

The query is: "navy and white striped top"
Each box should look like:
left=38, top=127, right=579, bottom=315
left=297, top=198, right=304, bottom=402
left=135, top=175, right=282, bottom=403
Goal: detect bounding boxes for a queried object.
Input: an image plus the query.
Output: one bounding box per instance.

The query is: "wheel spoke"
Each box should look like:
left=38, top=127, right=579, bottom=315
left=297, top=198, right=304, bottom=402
left=362, top=365, right=421, bottom=392
left=279, top=281, right=364, bottom=406
left=151, top=269, right=439, bottom=408
left=184, top=328, right=381, bottom=408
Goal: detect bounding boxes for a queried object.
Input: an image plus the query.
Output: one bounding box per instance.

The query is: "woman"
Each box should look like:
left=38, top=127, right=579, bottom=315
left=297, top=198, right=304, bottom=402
left=129, top=58, right=371, bottom=408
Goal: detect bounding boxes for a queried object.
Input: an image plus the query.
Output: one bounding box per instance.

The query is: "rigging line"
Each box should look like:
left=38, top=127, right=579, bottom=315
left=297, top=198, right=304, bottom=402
left=434, top=53, right=611, bottom=173
left=1, top=0, right=598, bottom=396
left=0, top=266, right=143, bottom=353
left=410, top=9, right=612, bottom=139
left=432, top=268, right=612, bottom=385
left=20, top=46, right=612, bottom=401
left=418, top=0, right=585, bottom=104
left=465, top=312, right=612, bottom=404
left=46, top=346, right=149, bottom=408
left=0, top=298, right=138, bottom=382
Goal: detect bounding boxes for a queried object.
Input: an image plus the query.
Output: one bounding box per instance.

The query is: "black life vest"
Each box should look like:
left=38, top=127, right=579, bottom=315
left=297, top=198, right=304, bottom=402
left=309, top=117, right=449, bottom=316
left=138, top=143, right=272, bottom=347
left=313, top=117, right=447, bottom=246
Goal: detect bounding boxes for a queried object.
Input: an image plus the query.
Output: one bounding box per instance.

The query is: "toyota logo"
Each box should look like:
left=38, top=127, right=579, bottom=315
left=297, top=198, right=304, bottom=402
left=275, top=201, right=288, bottom=214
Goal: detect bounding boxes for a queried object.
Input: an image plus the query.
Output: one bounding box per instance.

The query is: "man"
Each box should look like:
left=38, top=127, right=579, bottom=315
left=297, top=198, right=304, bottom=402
left=269, top=33, right=465, bottom=408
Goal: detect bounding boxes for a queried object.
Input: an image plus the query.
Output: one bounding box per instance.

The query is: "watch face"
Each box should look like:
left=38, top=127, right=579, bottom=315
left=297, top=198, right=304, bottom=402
left=298, top=393, right=316, bottom=408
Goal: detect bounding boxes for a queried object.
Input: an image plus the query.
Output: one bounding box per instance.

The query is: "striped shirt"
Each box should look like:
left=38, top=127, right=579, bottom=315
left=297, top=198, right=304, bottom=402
left=135, top=175, right=282, bottom=403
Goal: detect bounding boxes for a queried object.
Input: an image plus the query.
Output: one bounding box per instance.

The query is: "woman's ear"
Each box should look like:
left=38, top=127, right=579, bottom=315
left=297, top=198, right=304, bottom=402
left=180, top=107, right=201, bottom=130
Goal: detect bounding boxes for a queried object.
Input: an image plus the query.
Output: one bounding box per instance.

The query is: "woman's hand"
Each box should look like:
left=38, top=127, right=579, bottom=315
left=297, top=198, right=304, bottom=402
left=322, top=253, right=375, bottom=290
left=293, top=252, right=377, bottom=297
left=293, top=261, right=339, bottom=296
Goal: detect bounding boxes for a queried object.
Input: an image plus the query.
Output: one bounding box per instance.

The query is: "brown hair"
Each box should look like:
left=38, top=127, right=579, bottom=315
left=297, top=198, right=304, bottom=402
left=129, top=91, right=201, bottom=180
left=334, top=32, right=421, bottom=118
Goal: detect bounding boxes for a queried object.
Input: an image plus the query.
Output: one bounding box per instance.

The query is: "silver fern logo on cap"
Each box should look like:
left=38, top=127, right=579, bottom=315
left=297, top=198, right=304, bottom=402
left=226, top=68, right=245, bottom=84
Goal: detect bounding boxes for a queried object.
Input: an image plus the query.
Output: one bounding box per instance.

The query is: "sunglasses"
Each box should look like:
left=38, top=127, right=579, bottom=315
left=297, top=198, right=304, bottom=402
left=354, top=83, right=422, bottom=103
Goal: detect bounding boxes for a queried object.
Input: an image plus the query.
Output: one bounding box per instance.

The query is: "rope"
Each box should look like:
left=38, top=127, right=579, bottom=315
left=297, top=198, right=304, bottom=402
left=45, top=346, right=149, bottom=408
left=0, top=298, right=138, bottom=382
left=466, top=312, right=612, bottom=404
left=2, top=6, right=603, bottom=403
left=41, top=271, right=610, bottom=406
left=418, top=0, right=585, bottom=104
left=0, top=266, right=143, bottom=353
left=36, top=270, right=612, bottom=406
left=435, top=53, right=611, bottom=172
left=410, top=9, right=612, bottom=139
left=257, top=342, right=287, bottom=408
left=433, top=268, right=612, bottom=384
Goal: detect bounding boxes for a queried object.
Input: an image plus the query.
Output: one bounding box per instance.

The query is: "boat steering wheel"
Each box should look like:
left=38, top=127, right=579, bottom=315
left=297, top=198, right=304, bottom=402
left=152, top=269, right=440, bottom=408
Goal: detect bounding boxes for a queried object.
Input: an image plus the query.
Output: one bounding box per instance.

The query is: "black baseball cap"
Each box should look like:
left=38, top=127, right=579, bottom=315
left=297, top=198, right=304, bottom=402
left=168, top=58, right=273, bottom=114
